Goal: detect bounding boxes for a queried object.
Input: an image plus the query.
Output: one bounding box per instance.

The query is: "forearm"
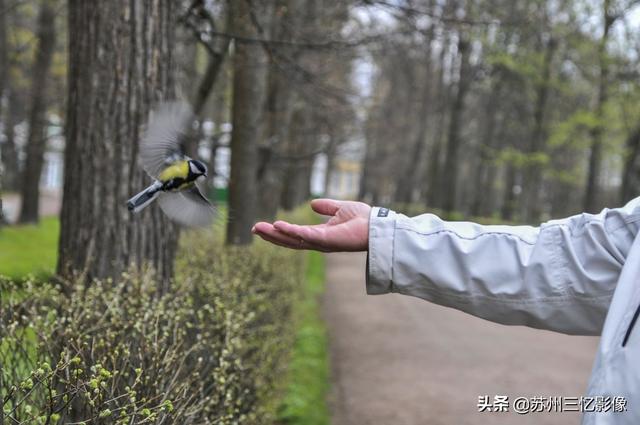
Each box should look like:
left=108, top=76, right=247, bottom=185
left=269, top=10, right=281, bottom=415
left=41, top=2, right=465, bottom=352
left=367, top=202, right=640, bottom=335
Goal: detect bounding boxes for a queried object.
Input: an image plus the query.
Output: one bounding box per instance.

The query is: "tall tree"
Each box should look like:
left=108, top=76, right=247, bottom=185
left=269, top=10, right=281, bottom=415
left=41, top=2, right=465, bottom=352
left=0, top=0, right=6, bottom=223
left=620, top=125, right=640, bottom=201
left=0, top=0, right=21, bottom=194
left=0, top=0, right=6, bottom=104
left=58, top=0, right=178, bottom=285
left=584, top=0, right=617, bottom=212
left=395, top=1, right=436, bottom=204
left=426, top=29, right=452, bottom=209
left=18, top=0, right=57, bottom=224
left=186, top=0, right=232, bottom=117
left=522, top=35, right=556, bottom=222
left=226, top=0, right=270, bottom=245
left=277, top=0, right=353, bottom=211
left=469, top=76, right=505, bottom=217
left=442, top=24, right=472, bottom=214
left=1, top=92, right=21, bottom=193
left=257, top=0, right=303, bottom=220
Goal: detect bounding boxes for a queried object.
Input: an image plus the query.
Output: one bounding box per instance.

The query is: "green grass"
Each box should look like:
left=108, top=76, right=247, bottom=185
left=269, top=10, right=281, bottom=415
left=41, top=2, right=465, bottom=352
left=277, top=251, right=331, bottom=425
left=0, top=217, right=59, bottom=279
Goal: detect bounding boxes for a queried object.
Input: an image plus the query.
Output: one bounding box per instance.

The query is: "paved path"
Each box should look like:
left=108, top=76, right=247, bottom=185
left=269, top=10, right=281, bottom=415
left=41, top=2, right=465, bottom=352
left=323, top=252, right=599, bottom=425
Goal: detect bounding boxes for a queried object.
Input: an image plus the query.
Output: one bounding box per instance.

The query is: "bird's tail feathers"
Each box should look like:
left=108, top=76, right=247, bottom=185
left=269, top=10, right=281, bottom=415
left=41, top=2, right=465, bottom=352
left=127, top=181, right=163, bottom=213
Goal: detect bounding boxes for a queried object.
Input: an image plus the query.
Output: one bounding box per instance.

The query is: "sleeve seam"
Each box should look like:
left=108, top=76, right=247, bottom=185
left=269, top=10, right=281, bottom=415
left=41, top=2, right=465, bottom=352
left=606, top=215, right=640, bottom=234
left=395, top=283, right=615, bottom=306
left=394, top=226, right=537, bottom=245
left=396, top=215, right=640, bottom=246
left=551, top=223, right=571, bottom=297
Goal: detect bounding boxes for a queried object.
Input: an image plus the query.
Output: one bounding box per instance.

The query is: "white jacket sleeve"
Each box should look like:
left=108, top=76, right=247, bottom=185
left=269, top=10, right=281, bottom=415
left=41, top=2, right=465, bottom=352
left=366, top=200, right=640, bottom=336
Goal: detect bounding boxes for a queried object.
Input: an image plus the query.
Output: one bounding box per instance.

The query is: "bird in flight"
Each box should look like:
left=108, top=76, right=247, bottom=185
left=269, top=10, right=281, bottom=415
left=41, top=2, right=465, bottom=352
left=127, top=102, right=215, bottom=227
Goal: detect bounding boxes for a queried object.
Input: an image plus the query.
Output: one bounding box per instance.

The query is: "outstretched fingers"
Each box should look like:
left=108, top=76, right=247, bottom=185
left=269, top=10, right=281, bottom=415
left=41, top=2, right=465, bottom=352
left=252, top=222, right=325, bottom=251
left=272, top=220, right=328, bottom=248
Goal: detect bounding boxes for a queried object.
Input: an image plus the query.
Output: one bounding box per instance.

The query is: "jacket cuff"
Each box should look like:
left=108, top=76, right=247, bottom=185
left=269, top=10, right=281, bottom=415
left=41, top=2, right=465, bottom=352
left=366, top=207, right=396, bottom=295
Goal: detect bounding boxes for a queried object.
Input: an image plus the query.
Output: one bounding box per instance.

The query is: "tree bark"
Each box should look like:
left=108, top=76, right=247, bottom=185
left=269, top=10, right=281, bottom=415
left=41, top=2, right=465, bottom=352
left=0, top=0, right=6, bottom=104
left=18, top=0, right=56, bottom=224
left=425, top=31, right=451, bottom=209
left=0, top=5, right=3, bottom=226
left=226, top=0, right=269, bottom=245
left=256, top=0, right=302, bottom=221
left=58, top=0, right=178, bottom=285
left=189, top=0, right=232, bottom=116
left=521, top=36, right=556, bottom=222
left=501, top=164, right=518, bottom=221
left=280, top=106, right=315, bottom=210
left=394, top=0, right=436, bottom=205
left=0, top=0, right=20, bottom=193
left=584, top=0, right=615, bottom=212
left=0, top=0, right=8, bottom=223
left=620, top=125, right=640, bottom=202
left=469, top=80, right=503, bottom=217
left=442, top=35, right=472, bottom=214
left=1, top=91, right=20, bottom=192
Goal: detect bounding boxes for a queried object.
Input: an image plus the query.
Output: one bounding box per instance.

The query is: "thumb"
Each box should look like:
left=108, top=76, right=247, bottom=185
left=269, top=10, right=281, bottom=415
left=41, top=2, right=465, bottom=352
left=310, top=198, right=341, bottom=216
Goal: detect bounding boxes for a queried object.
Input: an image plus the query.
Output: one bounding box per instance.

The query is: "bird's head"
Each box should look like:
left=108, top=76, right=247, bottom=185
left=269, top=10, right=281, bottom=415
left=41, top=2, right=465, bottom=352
left=189, top=159, right=207, bottom=178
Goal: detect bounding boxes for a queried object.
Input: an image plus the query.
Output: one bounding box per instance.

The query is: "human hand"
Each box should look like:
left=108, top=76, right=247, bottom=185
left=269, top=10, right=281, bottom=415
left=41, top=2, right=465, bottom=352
left=252, top=199, right=371, bottom=252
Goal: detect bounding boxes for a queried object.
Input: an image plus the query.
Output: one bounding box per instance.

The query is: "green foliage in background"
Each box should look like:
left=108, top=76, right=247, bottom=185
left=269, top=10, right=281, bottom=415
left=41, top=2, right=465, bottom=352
left=0, top=217, right=59, bottom=279
left=1, top=227, right=306, bottom=424
left=277, top=251, right=330, bottom=425
left=1, top=207, right=333, bottom=425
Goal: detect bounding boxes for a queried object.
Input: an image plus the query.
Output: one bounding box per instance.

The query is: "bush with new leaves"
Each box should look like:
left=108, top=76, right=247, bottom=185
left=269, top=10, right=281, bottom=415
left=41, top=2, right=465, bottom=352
left=1, top=231, right=304, bottom=424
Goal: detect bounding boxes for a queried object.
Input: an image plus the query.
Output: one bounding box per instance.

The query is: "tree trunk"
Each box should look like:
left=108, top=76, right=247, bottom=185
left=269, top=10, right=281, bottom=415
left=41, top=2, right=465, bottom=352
left=0, top=0, right=6, bottom=104
left=256, top=0, right=302, bottom=221
left=501, top=164, right=518, bottom=221
left=0, top=0, right=20, bottom=192
left=0, top=2, right=3, bottom=225
left=395, top=1, right=436, bottom=205
left=584, top=0, right=615, bottom=212
left=620, top=126, right=640, bottom=202
left=226, top=0, right=269, bottom=245
left=189, top=0, right=232, bottom=115
left=1, top=91, right=21, bottom=192
left=58, top=0, right=178, bottom=286
left=280, top=107, right=314, bottom=210
left=358, top=136, right=377, bottom=203
left=521, top=36, right=556, bottom=222
left=0, top=0, right=9, bottom=223
left=442, top=36, right=472, bottom=214
left=18, top=0, right=56, bottom=224
left=469, top=81, right=503, bottom=217
left=425, top=37, right=450, bottom=209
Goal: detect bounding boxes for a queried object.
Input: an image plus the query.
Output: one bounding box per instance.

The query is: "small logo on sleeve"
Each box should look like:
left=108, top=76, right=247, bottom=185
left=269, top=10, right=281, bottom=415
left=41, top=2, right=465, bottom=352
left=377, top=207, right=389, bottom=218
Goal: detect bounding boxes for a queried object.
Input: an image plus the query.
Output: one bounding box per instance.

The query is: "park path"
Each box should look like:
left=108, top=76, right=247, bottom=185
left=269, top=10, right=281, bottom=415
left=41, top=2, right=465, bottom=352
left=322, top=252, right=599, bottom=425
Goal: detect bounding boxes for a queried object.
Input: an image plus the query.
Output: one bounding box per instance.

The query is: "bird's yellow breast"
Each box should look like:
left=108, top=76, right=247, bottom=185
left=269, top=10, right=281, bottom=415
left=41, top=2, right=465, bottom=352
left=159, top=161, right=189, bottom=182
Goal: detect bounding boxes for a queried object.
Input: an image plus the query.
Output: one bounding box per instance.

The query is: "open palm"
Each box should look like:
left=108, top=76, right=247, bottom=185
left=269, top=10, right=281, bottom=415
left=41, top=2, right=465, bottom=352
left=252, top=199, right=371, bottom=252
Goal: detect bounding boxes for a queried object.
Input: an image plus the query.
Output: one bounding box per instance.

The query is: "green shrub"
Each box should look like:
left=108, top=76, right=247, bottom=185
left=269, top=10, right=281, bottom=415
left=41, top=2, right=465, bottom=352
left=1, top=229, right=305, bottom=424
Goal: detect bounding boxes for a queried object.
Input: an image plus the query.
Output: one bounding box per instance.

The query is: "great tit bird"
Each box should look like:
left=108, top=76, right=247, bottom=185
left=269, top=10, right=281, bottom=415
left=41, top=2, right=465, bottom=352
left=127, top=102, right=215, bottom=227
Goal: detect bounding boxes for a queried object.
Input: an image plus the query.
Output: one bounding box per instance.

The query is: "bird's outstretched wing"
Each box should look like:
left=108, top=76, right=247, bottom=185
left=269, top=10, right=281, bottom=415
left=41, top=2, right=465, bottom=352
left=140, top=101, right=194, bottom=179
left=156, top=185, right=215, bottom=227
